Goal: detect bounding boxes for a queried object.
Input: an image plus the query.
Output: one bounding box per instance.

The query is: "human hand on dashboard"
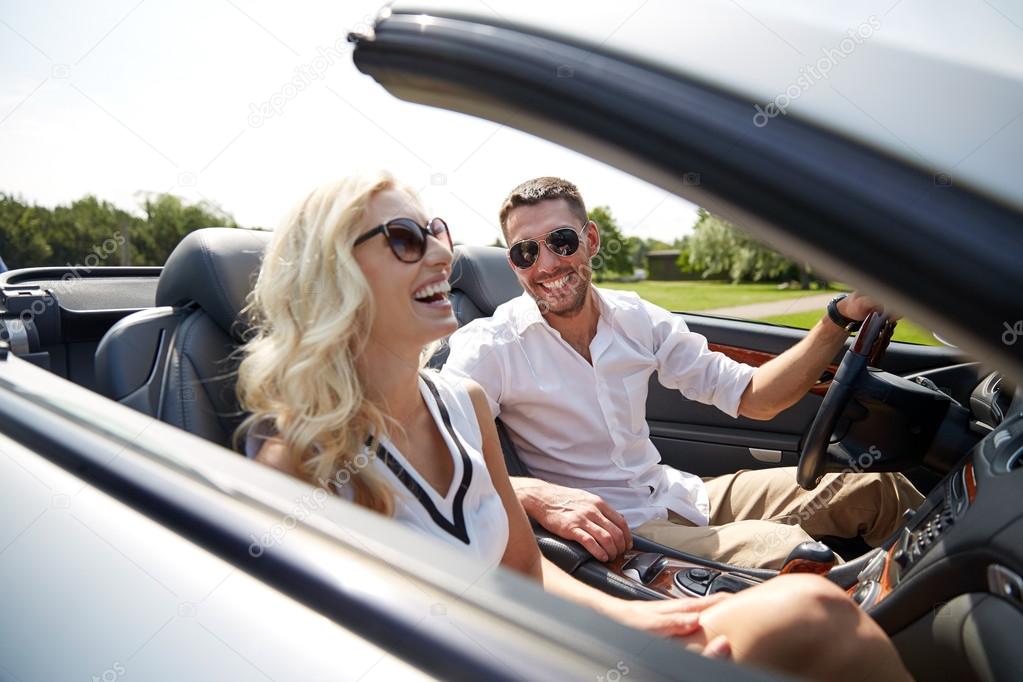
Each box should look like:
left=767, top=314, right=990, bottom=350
left=515, top=479, right=632, bottom=561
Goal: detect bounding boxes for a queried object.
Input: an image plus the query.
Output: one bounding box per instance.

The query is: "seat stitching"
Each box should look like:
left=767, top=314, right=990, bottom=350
left=198, top=235, right=237, bottom=333
left=175, top=314, right=200, bottom=433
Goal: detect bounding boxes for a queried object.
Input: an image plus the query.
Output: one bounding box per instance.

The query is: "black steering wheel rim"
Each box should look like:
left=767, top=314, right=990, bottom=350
left=796, top=312, right=890, bottom=489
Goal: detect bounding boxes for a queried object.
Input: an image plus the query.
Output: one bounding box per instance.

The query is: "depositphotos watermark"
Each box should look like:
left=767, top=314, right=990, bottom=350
left=246, top=15, right=374, bottom=128
left=751, top=445, right=884, bottom=557
left=597, top=661, right=630, bottom=682
left=1002, top=320, right=1022, bottom=346
left=91, top=662, right=126, bottom=682
left=753, top=16, right=881, bottom=128
left=0, top=231, right=125, bottom=339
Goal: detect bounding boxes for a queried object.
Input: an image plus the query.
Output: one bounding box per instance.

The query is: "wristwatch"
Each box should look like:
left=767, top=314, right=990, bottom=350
left=827, top=294, right=862, bottom=332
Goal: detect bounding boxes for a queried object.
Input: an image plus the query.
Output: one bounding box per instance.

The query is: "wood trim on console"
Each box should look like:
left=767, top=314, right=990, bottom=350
left=708, top=342, right=839, bottom=396
left=844, top=544, right=899, bottom=607
left=964, top=461, right=977, bottom=503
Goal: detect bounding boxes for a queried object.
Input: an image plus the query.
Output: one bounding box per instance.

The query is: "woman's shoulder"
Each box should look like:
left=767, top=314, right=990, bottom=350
left=423, top=370, right=488, bottom=418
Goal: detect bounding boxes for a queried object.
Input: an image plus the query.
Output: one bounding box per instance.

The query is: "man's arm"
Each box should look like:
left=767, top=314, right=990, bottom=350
left=511, top=476, right=632, bottom=561
left=738, top=292, right=881, bottom=421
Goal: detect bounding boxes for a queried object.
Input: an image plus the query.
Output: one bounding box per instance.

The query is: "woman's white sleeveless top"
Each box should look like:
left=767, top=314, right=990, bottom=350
left=369, top=372, right=509, bottom=566
left=247, top=372, right=509, bottom=567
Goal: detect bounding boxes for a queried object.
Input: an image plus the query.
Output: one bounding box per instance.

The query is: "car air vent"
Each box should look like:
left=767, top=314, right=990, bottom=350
left=989, top=420, right=1023, bottom=474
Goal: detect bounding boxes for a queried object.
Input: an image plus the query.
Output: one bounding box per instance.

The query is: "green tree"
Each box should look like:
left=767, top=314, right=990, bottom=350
left=47, top=196, right=140, bottom=267
left=681, top=209, right=797, bottom=284
left=0, top=192, right=237, bottom=269
left=588, top=205, right=632, bottom=281
left=626, top=236, right=647, bottom=270
left=133, top=193, right=236, bottom=265
left=0, top=194, right=53, bottom=268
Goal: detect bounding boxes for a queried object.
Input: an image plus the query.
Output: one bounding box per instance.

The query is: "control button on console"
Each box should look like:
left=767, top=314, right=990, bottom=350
left=688, top=568, right=711, bottom=583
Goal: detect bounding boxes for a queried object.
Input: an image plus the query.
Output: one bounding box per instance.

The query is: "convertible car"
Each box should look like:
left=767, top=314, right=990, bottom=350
left=1, top=1, right=1021, bottom=680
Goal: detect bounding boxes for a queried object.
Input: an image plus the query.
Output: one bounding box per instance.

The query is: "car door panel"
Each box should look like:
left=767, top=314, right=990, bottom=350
left=650, top=421, right=801, bottom=477
left=648, top=312, right=967, bottom=477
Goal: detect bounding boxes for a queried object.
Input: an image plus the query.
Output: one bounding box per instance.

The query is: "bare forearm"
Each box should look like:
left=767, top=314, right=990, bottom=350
left=739, top=315, right=848, bottom=419
left=537, top=556, right=624, bottom=616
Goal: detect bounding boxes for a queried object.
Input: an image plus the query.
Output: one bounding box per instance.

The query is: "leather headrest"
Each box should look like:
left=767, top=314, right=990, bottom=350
left=156, top=228, right=271, bottom=339
left=450, top=245, right=523, bottom=316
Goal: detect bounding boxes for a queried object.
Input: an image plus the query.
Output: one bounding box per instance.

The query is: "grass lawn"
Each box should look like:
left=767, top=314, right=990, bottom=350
left=598, top=280, right=939, bottom=346
left=599, top=280, right=845, bottom=311
left=757, top=310, right=940, bottom=346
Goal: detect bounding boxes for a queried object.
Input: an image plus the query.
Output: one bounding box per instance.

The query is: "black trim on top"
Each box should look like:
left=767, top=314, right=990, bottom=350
left=376, top=374, right=474, bottom=544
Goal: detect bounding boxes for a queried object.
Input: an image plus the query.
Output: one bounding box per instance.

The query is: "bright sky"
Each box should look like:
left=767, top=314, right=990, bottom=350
left=0, top=0, right=701, bottom=247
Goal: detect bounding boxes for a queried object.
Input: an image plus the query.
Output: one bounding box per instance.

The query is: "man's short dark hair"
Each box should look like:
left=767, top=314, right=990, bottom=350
left=498, top=176, right=588, bottom=238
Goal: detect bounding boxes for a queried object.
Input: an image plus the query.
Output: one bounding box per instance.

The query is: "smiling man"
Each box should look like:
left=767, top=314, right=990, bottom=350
left=441, top=176, right=923, bottom=569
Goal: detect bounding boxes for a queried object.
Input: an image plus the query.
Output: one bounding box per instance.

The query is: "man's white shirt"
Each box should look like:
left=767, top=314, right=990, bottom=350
left=441, top=287, right=756, bottom=528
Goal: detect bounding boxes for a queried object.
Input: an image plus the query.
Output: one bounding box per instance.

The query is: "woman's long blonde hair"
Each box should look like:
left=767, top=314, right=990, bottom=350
left=236, top=171, right=424, bottom=515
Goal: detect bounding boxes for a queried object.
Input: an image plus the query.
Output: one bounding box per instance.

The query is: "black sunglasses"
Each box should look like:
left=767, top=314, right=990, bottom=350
left=354, top=217, right=451, bottom=263
left=508, top=224, right=588, bottom=269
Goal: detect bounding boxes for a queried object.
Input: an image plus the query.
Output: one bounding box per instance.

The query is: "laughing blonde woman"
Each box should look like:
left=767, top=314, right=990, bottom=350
left=236, top=171, right=911, bottom=681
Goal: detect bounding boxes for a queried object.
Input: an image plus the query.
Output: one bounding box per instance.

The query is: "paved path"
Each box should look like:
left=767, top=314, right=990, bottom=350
left=700, top=292, right=834, bottom=319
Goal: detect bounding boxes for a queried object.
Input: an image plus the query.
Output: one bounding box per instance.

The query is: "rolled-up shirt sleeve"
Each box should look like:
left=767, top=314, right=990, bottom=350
left=440, top=322, right=505, bottom=419
left=645, top=302, right=756, bottom=418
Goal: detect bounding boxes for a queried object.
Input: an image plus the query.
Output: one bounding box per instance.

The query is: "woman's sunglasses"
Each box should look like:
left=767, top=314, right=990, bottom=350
left=507, top=223, right=588, bottom=270
left=354, top=217, right=451, bottom=263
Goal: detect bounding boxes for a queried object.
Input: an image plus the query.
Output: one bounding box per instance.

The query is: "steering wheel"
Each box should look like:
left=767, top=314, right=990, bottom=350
left=797, top=311, right=897, bottom=489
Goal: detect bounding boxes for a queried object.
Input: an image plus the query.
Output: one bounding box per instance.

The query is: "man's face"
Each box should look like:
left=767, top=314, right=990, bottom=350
left=505, top=198, right=600, bottom=317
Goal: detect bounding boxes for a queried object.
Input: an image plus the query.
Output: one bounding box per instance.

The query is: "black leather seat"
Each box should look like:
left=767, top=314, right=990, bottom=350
left=94, top=227, right=271, bottom=449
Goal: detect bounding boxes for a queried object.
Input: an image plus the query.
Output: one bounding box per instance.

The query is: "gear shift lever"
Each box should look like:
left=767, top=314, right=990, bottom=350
left=779, top=541, right=837, bottom=575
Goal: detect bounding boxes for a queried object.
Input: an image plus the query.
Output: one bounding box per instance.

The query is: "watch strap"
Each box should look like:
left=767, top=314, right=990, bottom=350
left=827, top=294, right=862, bottom=332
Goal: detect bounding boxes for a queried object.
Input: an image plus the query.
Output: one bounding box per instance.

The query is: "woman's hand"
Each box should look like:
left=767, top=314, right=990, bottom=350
left=602, top=593, right=734, bottom=658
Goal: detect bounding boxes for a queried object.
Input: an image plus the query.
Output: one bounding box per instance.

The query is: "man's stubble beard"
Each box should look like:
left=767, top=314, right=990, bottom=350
left=532, top=263, right=592, bottom=318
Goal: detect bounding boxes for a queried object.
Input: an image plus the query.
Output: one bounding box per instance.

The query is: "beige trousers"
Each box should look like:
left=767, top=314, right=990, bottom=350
left=634, top=468, right=924, bottom=570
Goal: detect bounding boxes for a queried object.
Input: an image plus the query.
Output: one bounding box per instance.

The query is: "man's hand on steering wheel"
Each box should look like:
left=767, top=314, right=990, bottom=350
left=836, top=292, right=896, bottom=324
left=798, top=302, right=900, bottom=489
left=515, top=479, right=632, bottom=561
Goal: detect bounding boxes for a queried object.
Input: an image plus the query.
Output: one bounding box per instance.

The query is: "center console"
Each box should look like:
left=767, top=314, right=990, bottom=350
left=610, top=551, right=764, bottom=599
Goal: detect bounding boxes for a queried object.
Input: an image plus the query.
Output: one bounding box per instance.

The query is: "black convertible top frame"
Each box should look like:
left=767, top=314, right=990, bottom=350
left=352, top=10, right=1023, bottom=382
